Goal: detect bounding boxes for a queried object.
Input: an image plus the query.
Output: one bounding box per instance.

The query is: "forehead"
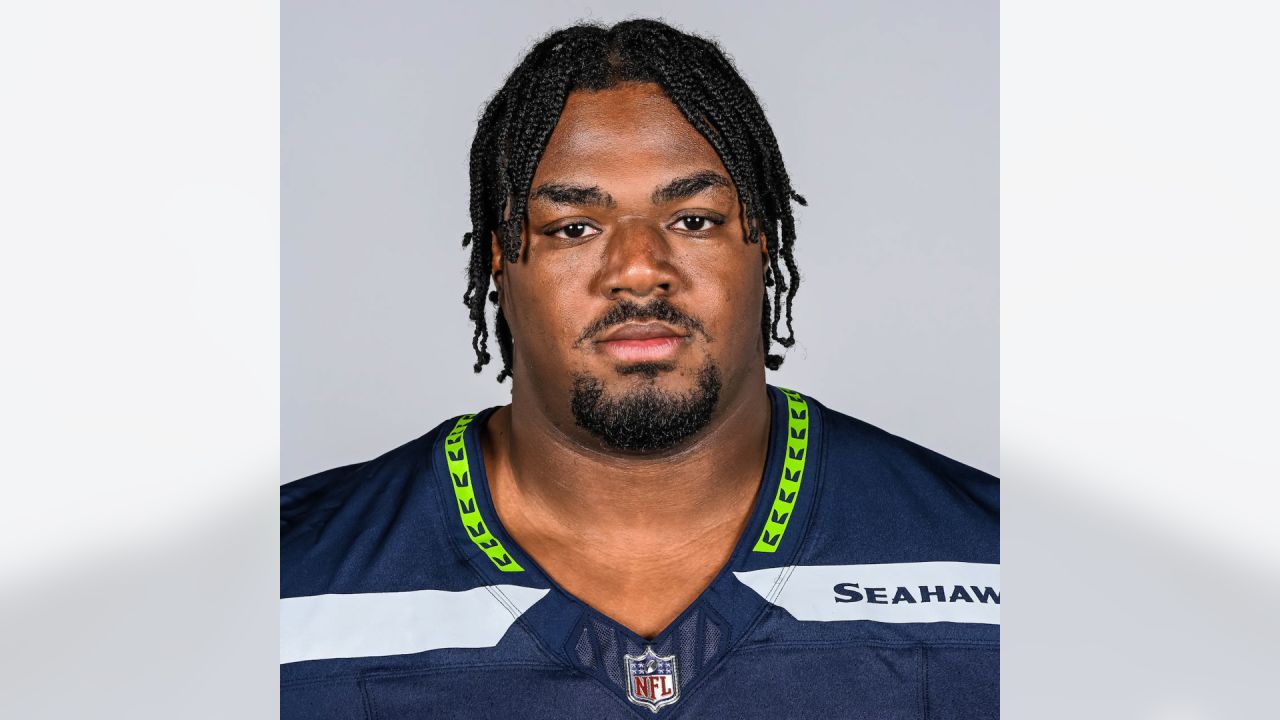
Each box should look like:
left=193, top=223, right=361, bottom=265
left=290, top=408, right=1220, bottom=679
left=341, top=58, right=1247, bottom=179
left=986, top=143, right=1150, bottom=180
left=532, top=82, right=727, bottom=187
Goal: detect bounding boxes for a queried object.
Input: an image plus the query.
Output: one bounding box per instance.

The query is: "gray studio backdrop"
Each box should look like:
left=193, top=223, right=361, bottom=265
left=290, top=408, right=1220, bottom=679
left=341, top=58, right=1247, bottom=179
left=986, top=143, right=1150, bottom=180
left=283, top=0, right=998, bottom=481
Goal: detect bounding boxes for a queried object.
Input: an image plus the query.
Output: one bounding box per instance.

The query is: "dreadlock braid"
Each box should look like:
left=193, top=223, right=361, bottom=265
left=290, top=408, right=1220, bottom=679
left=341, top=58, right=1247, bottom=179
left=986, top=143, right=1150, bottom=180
left=461, top=19, right=805, bottom=381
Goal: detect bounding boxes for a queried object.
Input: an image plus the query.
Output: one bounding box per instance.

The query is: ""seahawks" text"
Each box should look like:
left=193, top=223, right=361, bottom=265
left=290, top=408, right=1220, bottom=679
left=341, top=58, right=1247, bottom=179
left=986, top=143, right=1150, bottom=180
left=833, top=583, right=1000, bottom=605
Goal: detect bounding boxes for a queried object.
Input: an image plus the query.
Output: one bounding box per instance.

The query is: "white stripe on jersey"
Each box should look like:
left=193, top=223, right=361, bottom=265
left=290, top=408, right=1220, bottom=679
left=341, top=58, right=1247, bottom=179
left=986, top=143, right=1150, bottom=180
left=280, top=585, right=550, bottom=664
left=735, top=562, right=1000, bottom=625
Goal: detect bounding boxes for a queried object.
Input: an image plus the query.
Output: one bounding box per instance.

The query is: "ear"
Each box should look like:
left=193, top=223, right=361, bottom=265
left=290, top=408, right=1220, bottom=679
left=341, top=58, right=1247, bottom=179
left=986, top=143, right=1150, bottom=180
left=490, top=232, right=504, bottom=275
left=759, top=231, right=770, bottom=268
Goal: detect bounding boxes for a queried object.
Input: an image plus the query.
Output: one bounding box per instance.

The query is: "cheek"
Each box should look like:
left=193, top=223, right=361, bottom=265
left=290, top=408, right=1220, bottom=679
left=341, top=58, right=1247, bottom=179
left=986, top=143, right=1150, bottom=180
left=682, top=246, right=766, bottom=346
left=503, top=255, right=591, bottom=346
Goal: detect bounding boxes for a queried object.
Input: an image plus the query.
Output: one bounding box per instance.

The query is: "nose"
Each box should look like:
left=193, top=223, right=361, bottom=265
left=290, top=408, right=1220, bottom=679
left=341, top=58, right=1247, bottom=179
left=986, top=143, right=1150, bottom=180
left=593, top=218, right=683, bottom=300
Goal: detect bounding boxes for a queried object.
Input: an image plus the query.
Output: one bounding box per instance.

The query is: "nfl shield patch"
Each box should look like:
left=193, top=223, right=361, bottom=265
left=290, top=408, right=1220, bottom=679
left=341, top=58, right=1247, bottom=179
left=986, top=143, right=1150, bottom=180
left=624, top=647, right=679, bottom=712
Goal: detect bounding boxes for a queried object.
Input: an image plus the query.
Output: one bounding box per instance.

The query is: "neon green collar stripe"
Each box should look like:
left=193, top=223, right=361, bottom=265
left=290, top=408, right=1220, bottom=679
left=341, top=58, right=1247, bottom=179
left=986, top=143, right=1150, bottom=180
left=444, top=414, right=524, bottom=572
left=446, top=388, right=807, bottom=565
left=752, top=388, right=810, bottom=553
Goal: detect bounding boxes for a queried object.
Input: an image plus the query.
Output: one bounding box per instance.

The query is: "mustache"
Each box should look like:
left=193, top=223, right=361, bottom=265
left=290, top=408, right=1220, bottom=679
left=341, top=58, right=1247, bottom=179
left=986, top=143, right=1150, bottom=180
left=574, top=299, right=711, bottom=346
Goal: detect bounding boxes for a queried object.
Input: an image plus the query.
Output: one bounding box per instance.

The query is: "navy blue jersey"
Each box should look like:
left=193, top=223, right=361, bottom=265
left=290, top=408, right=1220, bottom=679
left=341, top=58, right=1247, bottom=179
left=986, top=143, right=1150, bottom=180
left=282, top=386, right=999, bottom=718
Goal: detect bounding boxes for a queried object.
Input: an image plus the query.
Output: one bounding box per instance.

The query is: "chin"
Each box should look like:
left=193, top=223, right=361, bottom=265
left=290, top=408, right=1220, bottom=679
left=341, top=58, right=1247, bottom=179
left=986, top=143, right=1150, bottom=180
left=570, top=359, right=724, bottom=453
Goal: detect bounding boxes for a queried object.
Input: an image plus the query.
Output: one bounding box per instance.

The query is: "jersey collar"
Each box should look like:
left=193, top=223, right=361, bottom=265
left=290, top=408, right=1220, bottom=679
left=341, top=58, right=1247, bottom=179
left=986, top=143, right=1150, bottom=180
left=426, top=385, right=824, bottom=711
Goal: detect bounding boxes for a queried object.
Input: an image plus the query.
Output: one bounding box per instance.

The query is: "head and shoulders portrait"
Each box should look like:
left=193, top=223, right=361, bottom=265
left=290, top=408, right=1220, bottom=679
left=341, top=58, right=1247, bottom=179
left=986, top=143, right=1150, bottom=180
left=282, top=11, right=997, bottom=719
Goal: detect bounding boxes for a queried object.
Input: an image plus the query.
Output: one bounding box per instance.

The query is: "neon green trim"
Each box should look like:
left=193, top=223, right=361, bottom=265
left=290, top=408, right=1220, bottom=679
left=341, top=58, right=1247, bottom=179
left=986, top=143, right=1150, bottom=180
left=444, top=414, right=524, bottom=572
left=752, top=388, right=810, bottom=553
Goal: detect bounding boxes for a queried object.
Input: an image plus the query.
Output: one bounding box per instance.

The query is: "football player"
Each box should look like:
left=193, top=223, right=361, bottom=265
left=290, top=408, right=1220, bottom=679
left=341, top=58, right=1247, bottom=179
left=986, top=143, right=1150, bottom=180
left=283, top=19, right=998, bottom=718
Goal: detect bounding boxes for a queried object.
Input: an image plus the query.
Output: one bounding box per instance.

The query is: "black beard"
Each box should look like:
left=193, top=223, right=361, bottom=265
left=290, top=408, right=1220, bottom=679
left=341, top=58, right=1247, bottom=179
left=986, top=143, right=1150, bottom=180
left=569, top=361, right=723, bottom=452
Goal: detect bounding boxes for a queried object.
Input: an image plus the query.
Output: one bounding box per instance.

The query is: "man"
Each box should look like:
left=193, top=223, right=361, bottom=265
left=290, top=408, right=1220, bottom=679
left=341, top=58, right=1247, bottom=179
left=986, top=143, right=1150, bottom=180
left=282, top=19, right=997, bottom=719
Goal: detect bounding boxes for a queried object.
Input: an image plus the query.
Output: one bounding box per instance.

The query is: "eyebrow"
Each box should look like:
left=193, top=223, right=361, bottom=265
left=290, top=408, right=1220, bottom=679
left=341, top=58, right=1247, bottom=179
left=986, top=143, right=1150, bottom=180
left=650, top=170, right=732, bottom=205
left=529, top=183, right=616, bottom=208
left=527, top=170, right=733, bottom=209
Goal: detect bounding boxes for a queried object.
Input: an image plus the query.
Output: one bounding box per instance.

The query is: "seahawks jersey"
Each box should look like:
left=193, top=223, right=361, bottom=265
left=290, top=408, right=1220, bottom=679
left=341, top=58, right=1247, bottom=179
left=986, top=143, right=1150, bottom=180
left=281, top=386, right=999, bottom=718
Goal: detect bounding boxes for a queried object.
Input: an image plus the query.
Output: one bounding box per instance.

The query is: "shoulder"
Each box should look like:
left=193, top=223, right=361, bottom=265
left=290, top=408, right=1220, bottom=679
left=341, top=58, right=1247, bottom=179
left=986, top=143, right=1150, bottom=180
left=813, top=395, right=998, bottom=509
left=280, top=429, right=438, bottom=541
left=801, top=392, right=998, bottom=563
left=280, top=419, right=466, bottom=599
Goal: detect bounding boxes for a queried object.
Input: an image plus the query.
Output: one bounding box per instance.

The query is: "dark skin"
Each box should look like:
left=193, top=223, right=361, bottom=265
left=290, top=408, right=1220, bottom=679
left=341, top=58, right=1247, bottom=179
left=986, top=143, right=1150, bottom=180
left=481, top=82, right=772, bottom=638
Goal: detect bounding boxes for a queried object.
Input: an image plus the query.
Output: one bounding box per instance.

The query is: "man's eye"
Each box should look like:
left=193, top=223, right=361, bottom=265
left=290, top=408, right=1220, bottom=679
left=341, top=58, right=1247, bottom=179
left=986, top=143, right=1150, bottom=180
left=551, top=223, right=598, bottom=239
left=674, top=216, right=718, bottom=232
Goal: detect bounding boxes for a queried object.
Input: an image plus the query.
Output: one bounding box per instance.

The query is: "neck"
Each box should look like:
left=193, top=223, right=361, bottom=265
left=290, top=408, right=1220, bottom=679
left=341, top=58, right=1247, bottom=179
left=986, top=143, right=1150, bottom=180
left=481, top=375, right=772, bottom=545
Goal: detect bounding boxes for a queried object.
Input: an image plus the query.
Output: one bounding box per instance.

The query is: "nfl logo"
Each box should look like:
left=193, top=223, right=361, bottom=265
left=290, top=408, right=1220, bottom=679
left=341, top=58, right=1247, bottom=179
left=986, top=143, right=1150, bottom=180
left=624, top=647, right=680, bottom=712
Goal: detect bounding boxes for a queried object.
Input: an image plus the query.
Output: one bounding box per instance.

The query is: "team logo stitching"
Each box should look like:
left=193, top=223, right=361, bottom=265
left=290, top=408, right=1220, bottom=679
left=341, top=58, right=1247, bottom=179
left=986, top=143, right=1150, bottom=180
left=624, top=647, right=679, bottom=713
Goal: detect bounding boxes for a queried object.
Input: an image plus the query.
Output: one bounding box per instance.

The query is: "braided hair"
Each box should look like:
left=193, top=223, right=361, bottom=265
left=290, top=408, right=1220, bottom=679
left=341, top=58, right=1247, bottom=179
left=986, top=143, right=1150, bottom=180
left=461, top=19, right=806, bottom=382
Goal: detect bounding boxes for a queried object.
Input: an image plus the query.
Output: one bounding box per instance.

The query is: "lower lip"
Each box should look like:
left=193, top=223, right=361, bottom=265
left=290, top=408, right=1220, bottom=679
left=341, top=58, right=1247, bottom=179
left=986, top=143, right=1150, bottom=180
left=596, top=336, right=686, bottom=362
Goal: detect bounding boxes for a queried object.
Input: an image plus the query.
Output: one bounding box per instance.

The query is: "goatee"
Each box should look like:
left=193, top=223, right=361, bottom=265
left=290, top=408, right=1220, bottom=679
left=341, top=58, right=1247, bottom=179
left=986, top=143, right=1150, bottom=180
left=569, top=361, right=723, bottom=452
